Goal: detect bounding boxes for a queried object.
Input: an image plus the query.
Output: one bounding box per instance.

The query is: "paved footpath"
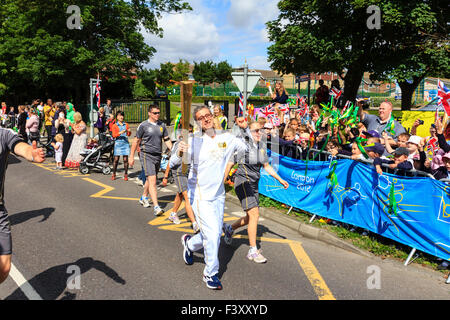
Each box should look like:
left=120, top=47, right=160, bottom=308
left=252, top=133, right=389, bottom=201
left=0, top=154, right=448, bottom=300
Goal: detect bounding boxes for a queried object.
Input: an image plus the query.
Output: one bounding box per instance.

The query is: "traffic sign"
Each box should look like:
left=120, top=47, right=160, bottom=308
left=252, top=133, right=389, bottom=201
left=232, top=71, right=262, bottom=94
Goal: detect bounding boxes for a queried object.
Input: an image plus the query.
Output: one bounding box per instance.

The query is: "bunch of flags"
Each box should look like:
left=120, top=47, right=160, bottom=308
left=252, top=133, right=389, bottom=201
left=437, top=80, right=450, bottom=116
left=238, top=92, right=245, bottom=117
left=95, top=74, right=101, bottom=109
left=330, top=86, right=342, bottom=100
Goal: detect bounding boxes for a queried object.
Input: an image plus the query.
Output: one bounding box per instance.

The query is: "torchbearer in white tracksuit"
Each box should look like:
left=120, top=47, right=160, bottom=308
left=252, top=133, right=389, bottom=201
left=171, top=106, right=248, bottom=290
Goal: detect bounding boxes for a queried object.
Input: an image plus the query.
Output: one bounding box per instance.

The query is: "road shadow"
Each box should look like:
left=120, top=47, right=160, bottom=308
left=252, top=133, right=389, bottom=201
left=9, top=208, right=55, bottom=226
left=7, top=154, right=21, bottom=165
left=5, top=257, right=126, bottom=300
left=216, top=224, right=287, bottom=278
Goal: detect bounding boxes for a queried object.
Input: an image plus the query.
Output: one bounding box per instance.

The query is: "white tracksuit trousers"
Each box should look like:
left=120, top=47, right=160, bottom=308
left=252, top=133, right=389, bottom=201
left=187, top=195, right=225, bottom=277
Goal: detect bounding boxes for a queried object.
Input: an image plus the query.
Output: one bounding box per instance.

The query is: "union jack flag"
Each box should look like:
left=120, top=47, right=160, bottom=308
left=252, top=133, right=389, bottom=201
left=330, top=87, right=342, bottom=100
left=278, top=104, right=290, bottom=114
left=297, top=96, right=309, bottom=117
left=95, top=74, right=101, bottom=109
left=259, top=104, right=276, bottom=118
left=437, top=80, right=450, bottom=116
left=268, top=114, right=280, bottom=126
left=238, top=92, right=245, bottom=117
left=341, top=100, right=351, bottom=115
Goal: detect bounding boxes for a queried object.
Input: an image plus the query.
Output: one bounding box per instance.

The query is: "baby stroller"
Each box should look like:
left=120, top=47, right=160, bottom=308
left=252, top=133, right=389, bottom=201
left=79, top=132, right=115, bottom=175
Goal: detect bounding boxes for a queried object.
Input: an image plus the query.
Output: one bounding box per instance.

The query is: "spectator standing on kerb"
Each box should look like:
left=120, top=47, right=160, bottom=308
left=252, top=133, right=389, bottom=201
left=360, top=101, right=406, bottom=146
left=0, top=129, right=45, bottom=284
left=104, top=99, right=113, bottom=118
left=43, top=99, right=55, bottom=143
left=129, top=105, right=172, bottom=216
left=313, top=79, right=329, bottom=106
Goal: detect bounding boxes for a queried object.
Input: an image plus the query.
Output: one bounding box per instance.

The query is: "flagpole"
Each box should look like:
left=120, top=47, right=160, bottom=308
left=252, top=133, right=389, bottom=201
left=90, top=78, right=94, bottom=138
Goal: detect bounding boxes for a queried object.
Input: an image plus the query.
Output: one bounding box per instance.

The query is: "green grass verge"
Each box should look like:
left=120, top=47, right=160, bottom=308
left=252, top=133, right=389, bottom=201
left=230, top=192, right=446, bottom=272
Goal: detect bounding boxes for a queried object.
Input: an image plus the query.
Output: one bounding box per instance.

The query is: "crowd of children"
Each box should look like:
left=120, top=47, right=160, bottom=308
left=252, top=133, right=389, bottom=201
left=254, top=100, right=450, bottom=181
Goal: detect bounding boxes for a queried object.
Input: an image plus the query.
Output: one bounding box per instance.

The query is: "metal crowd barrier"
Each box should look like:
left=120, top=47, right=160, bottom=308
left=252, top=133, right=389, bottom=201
left=306, top=148, right=436, bottom=179
left=266, top=145, right=449, bottom=273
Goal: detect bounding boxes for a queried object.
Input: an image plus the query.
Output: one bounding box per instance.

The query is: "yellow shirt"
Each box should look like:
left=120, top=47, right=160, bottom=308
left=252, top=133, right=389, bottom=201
left=44, top=105, right=55, bottom=126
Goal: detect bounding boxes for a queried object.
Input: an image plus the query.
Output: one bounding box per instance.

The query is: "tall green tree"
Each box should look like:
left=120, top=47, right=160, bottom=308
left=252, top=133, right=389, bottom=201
left=192, top=60, right=216, bottom=96
left=266, top=0, right=448, bottom=108
left=155, top=62, right=175, bottom=91
left=369, top=2, right=449, bottom=109
left=0, top=0, right=191, bottom=104
left=172, top=59, right=191, bottom=82
left=214, top=61, right=233, bottom=96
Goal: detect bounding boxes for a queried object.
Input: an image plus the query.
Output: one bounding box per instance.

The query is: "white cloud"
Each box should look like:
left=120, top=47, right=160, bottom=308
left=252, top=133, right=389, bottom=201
left=227, top=0, right=279, bottom=29
left=247, top=55, right=271, bottom=70
left=143, top=10, right=220, bottom=68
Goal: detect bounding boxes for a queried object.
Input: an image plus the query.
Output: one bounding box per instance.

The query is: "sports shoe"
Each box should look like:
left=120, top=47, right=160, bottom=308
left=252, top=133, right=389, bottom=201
left=247, top=249, right=267, bottom=264
left=203, top=274, right=223, bottom=290
left=192, top=221, right=200, bottom=233
left=139, top=196, right=151, bottom=208
left=181, top=234, right=193, bottom=265
left=154, top=206, right=164, bottom=216
left=111, top=174, right=116, bottom=181
left=169, top=212, right=180, bottom=224
left=222, top=223, right=234, bottom=245
left=123, top=174, right=128, bottom=181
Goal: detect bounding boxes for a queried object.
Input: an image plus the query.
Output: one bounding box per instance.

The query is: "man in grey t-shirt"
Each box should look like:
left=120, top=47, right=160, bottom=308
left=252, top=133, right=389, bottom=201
left=129, top=105, right=172, bottom=216
left=0, top=129, right=45, bottom=284
left=360, top=101, right=406, bottom=145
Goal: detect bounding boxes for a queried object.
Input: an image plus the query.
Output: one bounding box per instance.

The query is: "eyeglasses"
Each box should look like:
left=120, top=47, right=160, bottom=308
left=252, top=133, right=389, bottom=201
left=151, top=112, right=160, bottom=115
left=197, top=113, right=212, bottom=122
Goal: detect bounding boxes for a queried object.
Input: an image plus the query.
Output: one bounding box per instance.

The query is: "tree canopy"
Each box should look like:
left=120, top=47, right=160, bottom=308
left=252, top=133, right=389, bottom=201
left=266, top=0, right=449, bottom=109
left=0, top=0, right=191, bottom=104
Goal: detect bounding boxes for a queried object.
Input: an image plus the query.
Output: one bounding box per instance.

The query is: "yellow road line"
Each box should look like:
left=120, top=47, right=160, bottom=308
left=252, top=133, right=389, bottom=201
left=82, top=177, right=170, bottom=202
left=288, top=240, right=336, bottom=300
left=36, top=162, right=335, bottom=300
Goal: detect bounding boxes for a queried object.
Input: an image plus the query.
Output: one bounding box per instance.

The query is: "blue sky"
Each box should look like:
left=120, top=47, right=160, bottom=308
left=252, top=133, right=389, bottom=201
left=143, top=0, right=279, bottom=70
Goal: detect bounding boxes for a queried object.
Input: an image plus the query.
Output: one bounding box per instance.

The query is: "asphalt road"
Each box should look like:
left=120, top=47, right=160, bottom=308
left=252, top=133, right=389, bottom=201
left=0, top=154, right=448, bottom=301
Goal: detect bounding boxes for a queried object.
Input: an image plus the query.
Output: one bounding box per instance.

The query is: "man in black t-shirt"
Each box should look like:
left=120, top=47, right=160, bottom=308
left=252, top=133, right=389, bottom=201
left=129, top=105, right=172, bottom=216
left=0, top=129, right=45, bottom=284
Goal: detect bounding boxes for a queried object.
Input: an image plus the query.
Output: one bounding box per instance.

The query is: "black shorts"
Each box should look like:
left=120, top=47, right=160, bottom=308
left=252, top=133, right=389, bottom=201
left=234, top=176, right=259, bottom=211
left=0, top=208, right=12, bottom=255
left=140, top=153, right=161, bottom=177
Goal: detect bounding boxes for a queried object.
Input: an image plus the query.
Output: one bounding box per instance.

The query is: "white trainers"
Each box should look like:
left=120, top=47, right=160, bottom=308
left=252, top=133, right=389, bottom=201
left=139, top=196, right=151, bottom=208
left=169, top=212, right=180, bottom=224
left=192, top=221, right=200, bottom=233
left=154, top=206, right=164, bottom=216
left=247, top=249, right=267, bottom=264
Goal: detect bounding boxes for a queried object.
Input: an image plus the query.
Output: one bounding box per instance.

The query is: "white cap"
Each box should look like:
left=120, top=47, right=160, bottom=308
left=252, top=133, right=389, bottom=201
left=408, top=135, right=422, bottom=145
left=264, top=123, right=273, bottom=129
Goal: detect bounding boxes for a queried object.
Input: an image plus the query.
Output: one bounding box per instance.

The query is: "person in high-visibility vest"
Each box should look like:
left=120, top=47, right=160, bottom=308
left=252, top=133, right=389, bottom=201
left=213, top=105, right=227, bottom=130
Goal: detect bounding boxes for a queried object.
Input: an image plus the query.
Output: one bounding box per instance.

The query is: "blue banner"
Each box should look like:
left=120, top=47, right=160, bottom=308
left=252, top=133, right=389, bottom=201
left=259, top=151, right=450, bottom=261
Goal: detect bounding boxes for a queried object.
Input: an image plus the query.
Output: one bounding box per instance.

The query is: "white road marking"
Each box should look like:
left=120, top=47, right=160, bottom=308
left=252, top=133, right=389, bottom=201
left=9, top=263, right=42, bottom=300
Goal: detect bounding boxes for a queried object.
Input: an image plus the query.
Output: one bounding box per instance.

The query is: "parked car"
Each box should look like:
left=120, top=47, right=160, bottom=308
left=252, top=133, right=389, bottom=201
left=155, top=88, right=168, bottom=99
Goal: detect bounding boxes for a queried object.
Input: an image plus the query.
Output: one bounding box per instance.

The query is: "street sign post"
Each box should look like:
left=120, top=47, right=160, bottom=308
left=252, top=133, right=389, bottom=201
left=232, top=62, right=262, bottom=116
